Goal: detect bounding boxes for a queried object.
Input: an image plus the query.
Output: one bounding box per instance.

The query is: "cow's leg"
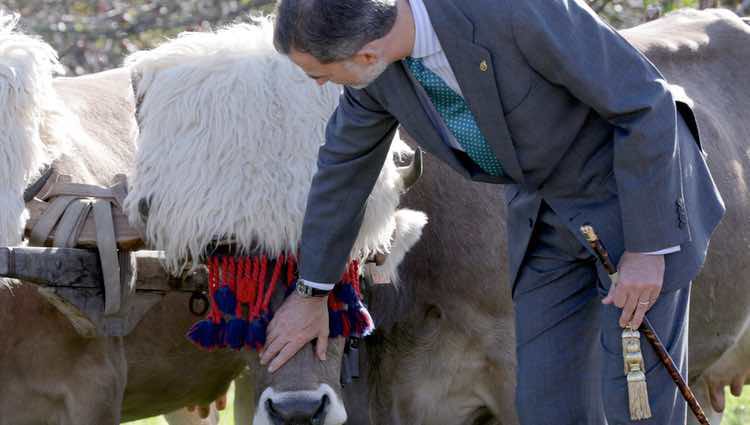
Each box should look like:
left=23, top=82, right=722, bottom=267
left=512, top=203, right=606, bottom=424
left=233, top=368, right=256, bottom=424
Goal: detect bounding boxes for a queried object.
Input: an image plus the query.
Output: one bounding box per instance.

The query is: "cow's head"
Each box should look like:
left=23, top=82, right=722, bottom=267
left=246, top=204, right=428, bottom=425
left=360, top=143, right=516, bottom=425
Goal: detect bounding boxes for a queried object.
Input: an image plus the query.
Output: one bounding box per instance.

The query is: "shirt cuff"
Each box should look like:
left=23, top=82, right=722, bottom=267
left=299, top=278, right=336, bottom=291
left=641, top=245, right=681, bottom=255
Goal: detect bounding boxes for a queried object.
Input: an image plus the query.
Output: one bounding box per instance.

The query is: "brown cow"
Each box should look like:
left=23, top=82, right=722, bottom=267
left=243, top=8, right=750, bottom=425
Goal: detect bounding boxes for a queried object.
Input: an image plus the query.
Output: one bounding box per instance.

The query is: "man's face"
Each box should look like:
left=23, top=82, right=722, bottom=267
left=289, top=49, right=388, bottom=89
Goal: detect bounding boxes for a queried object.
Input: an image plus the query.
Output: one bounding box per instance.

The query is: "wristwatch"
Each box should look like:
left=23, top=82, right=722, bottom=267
left=295, top=279, right=331, bottom=298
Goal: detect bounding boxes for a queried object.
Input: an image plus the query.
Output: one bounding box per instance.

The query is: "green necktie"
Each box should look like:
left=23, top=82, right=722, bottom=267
left=404, top=57, right=505, bottom=177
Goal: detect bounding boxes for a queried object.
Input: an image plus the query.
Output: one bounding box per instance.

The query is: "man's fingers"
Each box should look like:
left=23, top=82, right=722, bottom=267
left=601, top=279, right=618, bottom=304
left=630, top=300, right=650, bottom=329
left=260, top=334, right=287, bottom=366
left=613, top=286, right=628, bottom=308
left=315, top=332, right=328, bottom=362
left=619, top=293, right=637, bottom=327
left=267, top=315, right=279, bottom=335
left=268, top=340, right=305, bottom=373
left=264, top=327, right=280, bottom=353
left=602, top=282, right=628, bottom=308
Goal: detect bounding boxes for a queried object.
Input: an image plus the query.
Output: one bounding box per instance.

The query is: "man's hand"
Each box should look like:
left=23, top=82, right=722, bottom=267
left=259, top=291, right=329, bottom=373
left=602, top=251, right=664, bottom=329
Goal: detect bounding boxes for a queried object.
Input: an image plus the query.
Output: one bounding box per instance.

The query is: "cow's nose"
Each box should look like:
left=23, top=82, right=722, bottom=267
left=267, top=394, right=328, bottom=425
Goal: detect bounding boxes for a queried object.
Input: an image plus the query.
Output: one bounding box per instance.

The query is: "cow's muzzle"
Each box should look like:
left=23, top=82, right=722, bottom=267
left=267, top=394, right=328, bottom=425
left=254, top=385, right=347, bottom=425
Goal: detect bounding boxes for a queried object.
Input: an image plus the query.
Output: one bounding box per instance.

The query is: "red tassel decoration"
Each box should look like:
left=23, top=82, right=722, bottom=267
left=263, top=255, right=283, bottom=311
left=246, top=257, right=257, bottom=312
left=253, top=257, right=265, bottom=319
left=234, top=257, right=244, bottom=317
left=189, top=252, right=374, bottom=352
left=286, top=255, right=297, bottom=285
left=209, top=256, right=221, bottom=323
left=228, top=257, right=236, bottom=293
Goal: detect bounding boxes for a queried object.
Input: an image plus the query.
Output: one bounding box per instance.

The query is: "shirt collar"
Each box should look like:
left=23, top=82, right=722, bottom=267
left=409, top=0, right=442, bottom=59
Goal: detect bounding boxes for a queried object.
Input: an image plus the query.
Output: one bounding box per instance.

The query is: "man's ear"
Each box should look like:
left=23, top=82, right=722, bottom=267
left=351, top=41, right=382, bottom=66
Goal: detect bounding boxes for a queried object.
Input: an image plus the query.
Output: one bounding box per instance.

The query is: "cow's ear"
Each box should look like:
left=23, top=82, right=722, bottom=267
left=376, top=209, right=428, bottom=285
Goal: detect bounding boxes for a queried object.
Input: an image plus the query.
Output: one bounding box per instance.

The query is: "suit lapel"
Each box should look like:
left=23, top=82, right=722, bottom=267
left=422, top=0, right=524, bottom=183
left=380, top=62, right=472, bottom=179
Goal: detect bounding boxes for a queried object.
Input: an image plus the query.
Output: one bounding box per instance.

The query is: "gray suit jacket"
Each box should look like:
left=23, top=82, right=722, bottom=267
left=298, top=0, right=725, bottom=291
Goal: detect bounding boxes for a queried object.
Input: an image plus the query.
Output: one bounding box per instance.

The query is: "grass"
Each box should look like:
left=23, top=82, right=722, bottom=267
left=723, top=386, right=750, bottom=425
left=123, top=384, right=750, bottom=425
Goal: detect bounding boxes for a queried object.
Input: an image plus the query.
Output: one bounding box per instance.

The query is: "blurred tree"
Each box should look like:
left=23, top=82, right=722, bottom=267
left=2, top=0, right=274, bottom=74
left=0, top=0, right=745, bottom=75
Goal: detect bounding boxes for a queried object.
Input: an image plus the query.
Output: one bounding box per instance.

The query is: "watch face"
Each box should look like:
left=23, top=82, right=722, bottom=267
left=297, top=283, right=311, bottom=297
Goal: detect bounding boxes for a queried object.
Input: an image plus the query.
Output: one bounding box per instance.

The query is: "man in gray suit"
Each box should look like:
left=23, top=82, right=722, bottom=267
left=260, top=0, right=725, bottom=423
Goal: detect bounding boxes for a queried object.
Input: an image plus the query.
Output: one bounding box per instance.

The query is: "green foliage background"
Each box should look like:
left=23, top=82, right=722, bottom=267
left=2, top=0, right=747, bottom=75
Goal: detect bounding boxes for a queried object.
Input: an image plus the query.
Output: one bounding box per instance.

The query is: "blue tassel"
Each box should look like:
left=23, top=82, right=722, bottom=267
left=225, top=318, right=247, bottom=350
left=347, top=307, right=360, bottom=333
left=329, top=310, right=344, bottom=337
left=214, top=286, right=237, bottom=316
left=336, top=284, right=358, bottom=305
left=285, top=282, right=297, bottom=298
left=187, top=319, right=215, bottom=349
left=246, top=316, right=269, bottom=350
left=212, top=319, right=227, bottom=349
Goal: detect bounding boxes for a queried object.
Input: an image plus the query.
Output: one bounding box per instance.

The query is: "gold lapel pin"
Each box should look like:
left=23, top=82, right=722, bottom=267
left=479, top=60, right=488, bottom=72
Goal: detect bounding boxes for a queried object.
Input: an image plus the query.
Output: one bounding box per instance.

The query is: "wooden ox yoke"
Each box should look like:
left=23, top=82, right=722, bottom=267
left=4, top=167, right=180, bottom=338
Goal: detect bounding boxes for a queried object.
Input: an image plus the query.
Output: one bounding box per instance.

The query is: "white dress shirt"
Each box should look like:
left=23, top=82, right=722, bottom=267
left=301, top=0, right=678, bottom=289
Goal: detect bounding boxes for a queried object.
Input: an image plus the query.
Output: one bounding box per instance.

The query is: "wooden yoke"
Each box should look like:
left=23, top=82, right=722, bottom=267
left=0, top=247, right=207, bottom=337
left=5, top=169, right=181, bottom=338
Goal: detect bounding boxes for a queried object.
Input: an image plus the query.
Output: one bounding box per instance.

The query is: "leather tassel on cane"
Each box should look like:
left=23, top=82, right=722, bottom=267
left=623, top=327, right=652, bottom=420
left=581, top=224, right=711, bottom=425
left=580, top=225, right=654, bottom=421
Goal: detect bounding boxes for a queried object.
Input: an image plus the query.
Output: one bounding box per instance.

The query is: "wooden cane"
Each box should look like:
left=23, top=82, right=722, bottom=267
left=580, top=225, right=711, bottom=425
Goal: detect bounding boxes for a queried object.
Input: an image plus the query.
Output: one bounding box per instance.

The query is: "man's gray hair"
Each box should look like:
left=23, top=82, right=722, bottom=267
left=274, top=0, right=398, bottom=63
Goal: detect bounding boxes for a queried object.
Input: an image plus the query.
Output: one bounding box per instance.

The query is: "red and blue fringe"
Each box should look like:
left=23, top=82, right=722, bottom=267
left=187, top=254, right=374, bottom=351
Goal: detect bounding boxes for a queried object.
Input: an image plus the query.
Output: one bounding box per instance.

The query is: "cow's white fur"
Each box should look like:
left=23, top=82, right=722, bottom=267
left=124, top=20, right=421, bottom=273
left=0, top=13, right=63, bottom=247
left=254, top=384, right=347, bottom=425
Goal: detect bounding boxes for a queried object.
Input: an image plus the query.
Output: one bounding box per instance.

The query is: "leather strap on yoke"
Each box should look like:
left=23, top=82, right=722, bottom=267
left=26, top=172, right=135, bottom=316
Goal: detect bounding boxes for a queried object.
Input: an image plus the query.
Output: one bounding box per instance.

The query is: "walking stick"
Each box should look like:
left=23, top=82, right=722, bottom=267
left=580, top=225, right=711, bottom=425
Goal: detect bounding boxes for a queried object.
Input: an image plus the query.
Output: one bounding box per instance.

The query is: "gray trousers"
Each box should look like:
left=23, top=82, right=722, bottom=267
left=512, top=201, right=690, bottom=425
